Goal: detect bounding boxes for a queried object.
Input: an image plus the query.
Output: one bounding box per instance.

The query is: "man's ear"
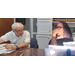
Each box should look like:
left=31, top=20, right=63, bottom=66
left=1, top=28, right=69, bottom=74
left=12, top=29, right=15, bottom=32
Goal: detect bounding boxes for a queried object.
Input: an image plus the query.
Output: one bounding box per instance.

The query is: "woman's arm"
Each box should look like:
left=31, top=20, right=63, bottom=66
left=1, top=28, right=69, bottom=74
left=51, top=29, right=58, bottom=45
left=51, top=36, right=57, bottom=45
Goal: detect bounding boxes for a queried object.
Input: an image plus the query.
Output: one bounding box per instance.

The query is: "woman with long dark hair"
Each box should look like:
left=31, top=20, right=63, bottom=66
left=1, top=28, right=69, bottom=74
left=49, top=21, right=74, bottom=46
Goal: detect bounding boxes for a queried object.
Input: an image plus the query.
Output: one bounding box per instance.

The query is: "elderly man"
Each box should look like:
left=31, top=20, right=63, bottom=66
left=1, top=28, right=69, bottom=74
left=0, top=22, right=30, bottom=50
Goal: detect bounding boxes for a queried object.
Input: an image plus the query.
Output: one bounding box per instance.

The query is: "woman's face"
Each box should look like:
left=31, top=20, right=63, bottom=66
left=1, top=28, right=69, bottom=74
left=56, top=23, right=64, bottom=36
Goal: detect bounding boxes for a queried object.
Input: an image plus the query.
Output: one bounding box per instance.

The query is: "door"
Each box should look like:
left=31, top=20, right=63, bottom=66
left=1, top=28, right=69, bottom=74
left=0, top=18, right=14, bottom=37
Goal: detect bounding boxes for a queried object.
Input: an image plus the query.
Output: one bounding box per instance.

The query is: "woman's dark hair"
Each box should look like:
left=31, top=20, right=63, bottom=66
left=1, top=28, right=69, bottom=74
left=59, top=21, right=73, bottom=39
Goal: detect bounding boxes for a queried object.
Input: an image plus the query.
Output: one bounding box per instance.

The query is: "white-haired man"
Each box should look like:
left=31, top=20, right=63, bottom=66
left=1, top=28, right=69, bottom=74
left=0, top=22, right=30, bottom=50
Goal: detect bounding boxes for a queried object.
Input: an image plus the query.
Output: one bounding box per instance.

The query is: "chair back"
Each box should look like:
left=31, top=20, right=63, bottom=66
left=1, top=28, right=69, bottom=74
left=30, top=38, right=39, bottom=48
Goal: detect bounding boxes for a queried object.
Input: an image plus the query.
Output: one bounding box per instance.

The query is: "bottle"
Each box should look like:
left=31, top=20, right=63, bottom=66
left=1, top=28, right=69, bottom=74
left=67, top=49, right=71, bottom=56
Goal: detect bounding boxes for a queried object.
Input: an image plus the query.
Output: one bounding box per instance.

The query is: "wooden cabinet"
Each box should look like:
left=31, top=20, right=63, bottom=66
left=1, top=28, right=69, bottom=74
left=0, top=18, right=14, bottom=37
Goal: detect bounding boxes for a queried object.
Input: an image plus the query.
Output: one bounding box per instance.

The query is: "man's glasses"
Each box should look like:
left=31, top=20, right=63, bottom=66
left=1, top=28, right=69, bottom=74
left=56, top=26, right=63, bottom=30
left=15, top=29, right=24, bottom=33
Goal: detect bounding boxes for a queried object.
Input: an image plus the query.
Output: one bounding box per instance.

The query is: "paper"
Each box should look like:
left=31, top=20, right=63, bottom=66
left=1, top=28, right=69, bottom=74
left=63, top=41, right=75, bottom=47
left=0, top=47, right=5, bottom=50
left=44, top=45, right=75, bottom=56
left=0, top=44, right=14, bottom=54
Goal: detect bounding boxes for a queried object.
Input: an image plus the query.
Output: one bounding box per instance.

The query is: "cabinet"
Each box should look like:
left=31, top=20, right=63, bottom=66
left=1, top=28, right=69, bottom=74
left=37, top=18, right=52, bottom=33
left=36, top=18, right=52, bottom=49
left=36, top=35, right=52, bottom=49
left=0, top=18, right=14, bottom=37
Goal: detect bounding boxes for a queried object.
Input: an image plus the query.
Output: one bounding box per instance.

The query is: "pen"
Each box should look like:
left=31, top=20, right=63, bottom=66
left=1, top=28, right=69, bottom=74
left=20, top=53, right=24, bottom=56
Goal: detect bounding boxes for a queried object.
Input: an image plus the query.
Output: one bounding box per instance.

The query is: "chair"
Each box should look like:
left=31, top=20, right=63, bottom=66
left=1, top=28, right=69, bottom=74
left=30, top=38, right=39, bottom=48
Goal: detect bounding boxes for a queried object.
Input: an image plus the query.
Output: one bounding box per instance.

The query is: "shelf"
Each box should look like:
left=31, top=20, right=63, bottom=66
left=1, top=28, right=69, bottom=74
left=53, top=21, right=75, bottom=23
left=53, top=18, right=75, bottom=23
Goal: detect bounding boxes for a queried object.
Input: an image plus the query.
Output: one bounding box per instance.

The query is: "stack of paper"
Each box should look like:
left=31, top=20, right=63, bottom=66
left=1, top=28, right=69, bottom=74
left=0, top=44, right=14, bottom=54
left=63, top=42, right=75, bottom=47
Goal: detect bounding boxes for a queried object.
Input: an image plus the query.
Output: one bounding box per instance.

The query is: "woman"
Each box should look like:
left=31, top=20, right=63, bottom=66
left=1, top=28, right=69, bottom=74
left=49, top=21, right=74, bottom=46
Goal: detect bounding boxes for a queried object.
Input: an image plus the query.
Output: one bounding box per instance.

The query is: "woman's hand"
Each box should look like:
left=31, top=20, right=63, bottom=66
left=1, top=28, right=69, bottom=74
left=51, top=29, right=59, bottom=45
left=52, top=29, right=59, bottom=37
left=3, top=44, right=16, bottom=50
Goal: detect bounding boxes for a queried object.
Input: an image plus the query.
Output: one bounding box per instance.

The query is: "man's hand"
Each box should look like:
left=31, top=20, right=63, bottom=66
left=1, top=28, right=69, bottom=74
left=3, top=44, right=16, bottom=50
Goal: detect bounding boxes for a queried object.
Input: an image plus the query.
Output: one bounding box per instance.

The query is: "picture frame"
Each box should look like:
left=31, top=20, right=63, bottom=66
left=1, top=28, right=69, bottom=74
left=16, top=18, right=26, bottom=25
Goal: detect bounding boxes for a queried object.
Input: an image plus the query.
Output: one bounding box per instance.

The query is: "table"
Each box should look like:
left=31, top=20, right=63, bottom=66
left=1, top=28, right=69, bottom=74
left=0, top=47, right=45, bottom=56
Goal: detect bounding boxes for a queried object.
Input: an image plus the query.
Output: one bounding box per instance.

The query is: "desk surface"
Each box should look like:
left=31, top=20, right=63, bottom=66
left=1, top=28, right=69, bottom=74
left=0, top=47, right=45, bottom=56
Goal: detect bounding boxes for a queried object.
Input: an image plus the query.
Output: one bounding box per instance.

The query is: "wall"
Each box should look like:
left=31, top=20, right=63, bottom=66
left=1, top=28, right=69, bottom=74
left=33, top=18, right=37, bottom=32
left=24, top=18, right=37, bottom=38
left=24, top=18, right=30, bottom=31
left=15, top=18, right=30, bottom=32
left=33, top=18, right=37, bottom=38
left=24, top=18, right=37, bottom=32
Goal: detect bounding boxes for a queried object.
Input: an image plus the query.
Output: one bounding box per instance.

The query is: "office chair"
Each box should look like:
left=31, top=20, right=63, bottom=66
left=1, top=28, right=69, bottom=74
left=30, top=38, right=39, bottom=48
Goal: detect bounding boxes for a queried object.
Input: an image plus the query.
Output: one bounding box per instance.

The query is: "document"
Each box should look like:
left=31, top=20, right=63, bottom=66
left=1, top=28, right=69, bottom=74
left=0, top=44, right=14, bottom=54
